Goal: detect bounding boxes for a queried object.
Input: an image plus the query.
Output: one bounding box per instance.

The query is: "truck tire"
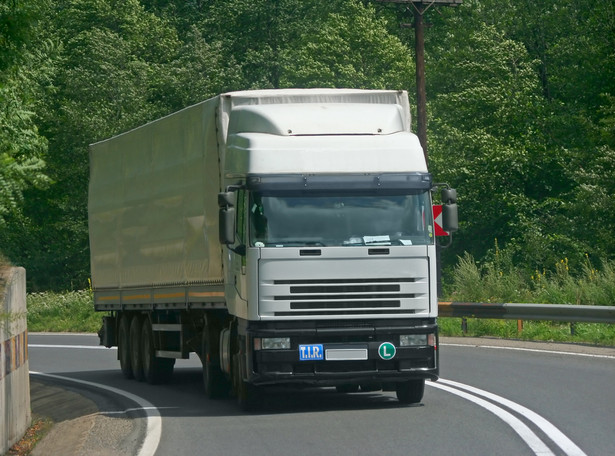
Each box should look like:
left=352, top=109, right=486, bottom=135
left=141, top=319, right=175, bottom=384
left=202, top=325, right=229, bottom=399
left=395, top=379, right=425, bottom=404
left=118, top=315, right=133, bottom=379
left=233, top=352, right=260, bottom=412
left=129, top=315, right=145, bottom=382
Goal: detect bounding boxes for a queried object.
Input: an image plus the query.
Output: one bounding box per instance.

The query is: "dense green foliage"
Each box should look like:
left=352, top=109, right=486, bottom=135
left=0, top=0, right=613, bottom=290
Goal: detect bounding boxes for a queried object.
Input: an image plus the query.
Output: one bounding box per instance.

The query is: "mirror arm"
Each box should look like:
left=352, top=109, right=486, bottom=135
left=228, top=244, right=246, bottom=256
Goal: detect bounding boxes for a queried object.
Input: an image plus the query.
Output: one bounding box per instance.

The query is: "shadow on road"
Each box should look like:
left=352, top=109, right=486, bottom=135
left=35, top=366, right=423, bottom=419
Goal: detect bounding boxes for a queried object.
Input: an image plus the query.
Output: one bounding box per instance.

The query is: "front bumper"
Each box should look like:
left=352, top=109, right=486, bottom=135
left=241, top=318, right=439, bottom=386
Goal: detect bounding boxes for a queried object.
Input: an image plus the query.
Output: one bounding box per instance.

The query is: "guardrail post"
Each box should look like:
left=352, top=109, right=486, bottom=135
left=570, top=322, right=576, bottom=336
left=517, top=320, right=523, bottom=333
left=461, top=317, right=468, bottom=334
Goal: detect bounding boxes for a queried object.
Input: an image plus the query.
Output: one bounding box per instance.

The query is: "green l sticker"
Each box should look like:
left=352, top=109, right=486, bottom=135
left=378, top=342, right=396, bottom=360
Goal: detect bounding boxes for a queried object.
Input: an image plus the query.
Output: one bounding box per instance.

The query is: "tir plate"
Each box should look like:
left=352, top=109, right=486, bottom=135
left=299, top=344, right=324, bottom=361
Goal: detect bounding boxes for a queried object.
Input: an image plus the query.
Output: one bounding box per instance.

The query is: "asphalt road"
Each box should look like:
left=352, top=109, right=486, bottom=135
left=28, top=334, right=615, bottom=456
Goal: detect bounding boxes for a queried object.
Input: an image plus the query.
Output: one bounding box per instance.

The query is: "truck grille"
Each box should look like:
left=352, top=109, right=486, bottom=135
left=258, top=254, right=431, bottom=318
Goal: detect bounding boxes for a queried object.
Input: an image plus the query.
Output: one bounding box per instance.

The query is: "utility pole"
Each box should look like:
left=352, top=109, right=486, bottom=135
left=375, top=1, right=462, bottom=164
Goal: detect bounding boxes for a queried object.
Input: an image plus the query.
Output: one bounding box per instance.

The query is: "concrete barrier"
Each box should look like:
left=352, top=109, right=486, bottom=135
left=1, top=267, right=30, bottom=454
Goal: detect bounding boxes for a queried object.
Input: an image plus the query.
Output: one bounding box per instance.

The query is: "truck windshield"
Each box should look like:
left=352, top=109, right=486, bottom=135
left=249, top=191, right=433, bottom=247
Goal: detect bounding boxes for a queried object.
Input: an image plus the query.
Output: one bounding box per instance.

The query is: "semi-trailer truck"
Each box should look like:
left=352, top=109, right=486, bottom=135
left=89, top=88, right=458, bottom=409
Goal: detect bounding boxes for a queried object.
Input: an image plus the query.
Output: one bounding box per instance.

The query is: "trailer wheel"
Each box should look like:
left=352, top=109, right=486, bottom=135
left=141, top=319, right=175, bottom=384
left=129, top=315, right=145, bottom=382
left=395, top=379, right=425, bottom=404
left=201, top=325, right=229, bottom=399
left=118, top=315, right=133, bottom=379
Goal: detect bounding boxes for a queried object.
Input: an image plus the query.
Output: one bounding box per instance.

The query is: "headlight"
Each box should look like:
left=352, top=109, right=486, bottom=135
left=400, top=334, right=428, bottom=346
left=254, top=337, right=291, bottom=350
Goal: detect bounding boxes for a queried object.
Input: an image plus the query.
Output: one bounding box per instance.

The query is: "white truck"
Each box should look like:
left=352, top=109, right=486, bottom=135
left=89, top=89, right=458, bottom=409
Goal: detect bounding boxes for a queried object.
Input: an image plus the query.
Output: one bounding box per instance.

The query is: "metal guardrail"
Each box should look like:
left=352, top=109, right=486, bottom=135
left=438, top=301, right=615, bottom=324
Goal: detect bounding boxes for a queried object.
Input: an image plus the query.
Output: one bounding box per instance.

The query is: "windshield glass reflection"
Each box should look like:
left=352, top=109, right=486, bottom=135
left=250, top=192, right=433, bottom=247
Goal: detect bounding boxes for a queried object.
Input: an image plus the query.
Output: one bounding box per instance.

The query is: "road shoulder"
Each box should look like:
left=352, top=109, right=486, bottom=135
left=28, top=377, right=144, bottom=456
left=440, top=336, right=615, bottom=357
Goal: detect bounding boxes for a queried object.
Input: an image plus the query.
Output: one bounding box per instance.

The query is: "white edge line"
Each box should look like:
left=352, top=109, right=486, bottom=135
left=427, top=381, right=555, bottom=456
left=29, top=345, right=117, bottom=350
left=436, top=378, right=587, bottom=456
left=441, top=343, right=615, bottom=360
left=30, top=371, right=160, bottom=456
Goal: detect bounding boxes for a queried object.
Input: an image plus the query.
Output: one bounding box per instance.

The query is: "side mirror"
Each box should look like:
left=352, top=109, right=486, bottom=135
left=442, top=203, right=458, bottom=233
left=219, top=207, right=236, bottom=245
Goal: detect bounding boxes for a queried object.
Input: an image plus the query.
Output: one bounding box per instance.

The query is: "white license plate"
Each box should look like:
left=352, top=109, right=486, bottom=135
left=299, top=344, right=324, bottom=361
left=325, top=348, right=368, bottom=361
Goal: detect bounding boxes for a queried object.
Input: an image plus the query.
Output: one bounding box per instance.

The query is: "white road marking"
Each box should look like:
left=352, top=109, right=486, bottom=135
left=430, top=379, right=587, bottom=456
left=428, top=381, right=554, bottom=455
left=29, top=344, right=116, bottom=350
left=441, top=343, right=615, bottom=360
left=30, top=371, right=160, bottom=456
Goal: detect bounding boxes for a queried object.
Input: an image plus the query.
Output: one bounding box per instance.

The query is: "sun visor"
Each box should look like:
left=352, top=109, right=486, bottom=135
left=227, top=103, right=405, bottom=136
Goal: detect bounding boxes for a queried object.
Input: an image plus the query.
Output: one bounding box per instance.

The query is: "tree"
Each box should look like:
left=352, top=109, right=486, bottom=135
left=1, top=0, right=184, bottom=289
left=282, top=0, right=414, bottom=89
left=427, top=20, right=569, bottom=270
left=0, top=0, right=50, bottom=225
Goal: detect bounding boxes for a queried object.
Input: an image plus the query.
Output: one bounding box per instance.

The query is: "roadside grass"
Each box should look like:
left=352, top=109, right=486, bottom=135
left=440, top=251, right=615, bottom=346
left=27, top=290, right=100, bottom=333
left=439, top=318, right=615, bottom=346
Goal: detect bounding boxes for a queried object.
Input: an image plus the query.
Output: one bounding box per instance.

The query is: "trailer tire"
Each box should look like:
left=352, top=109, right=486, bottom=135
left=142, top=319, right=175, bottom=384
left=202, top=325, right=229, bottom=399
left=118, top=315, right=133, bottom=379
left=395, top=379, right=425, bottom=404
left=129, top=315, right=145, bottom=382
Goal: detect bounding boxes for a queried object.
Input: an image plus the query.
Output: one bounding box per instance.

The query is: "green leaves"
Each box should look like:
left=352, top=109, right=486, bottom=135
left=282, top=1, right=413, bottom=89
left=0, top=0, right=613, bottom=289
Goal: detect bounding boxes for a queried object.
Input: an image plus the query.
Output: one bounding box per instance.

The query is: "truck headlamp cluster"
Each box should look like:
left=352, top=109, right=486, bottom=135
left=254, top=337, right=291, bottom=350
left=399, top=334, right=435, bottom=347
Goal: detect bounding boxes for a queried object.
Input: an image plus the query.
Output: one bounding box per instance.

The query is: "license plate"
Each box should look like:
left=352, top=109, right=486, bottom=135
left=325, top=348, right=368, bottom=361
left=299, top=344, right=324, bottom=361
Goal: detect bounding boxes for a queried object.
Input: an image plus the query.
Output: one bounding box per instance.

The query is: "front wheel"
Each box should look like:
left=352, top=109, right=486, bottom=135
left=396, top=379, right=425, bottom=404
left=233, top=352, right=261, bottom=411
left=202, top=324, right=229, bottom=399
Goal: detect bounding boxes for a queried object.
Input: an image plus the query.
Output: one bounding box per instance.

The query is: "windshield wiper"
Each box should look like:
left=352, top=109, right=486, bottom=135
left=266, top=240, right=326, bottom=247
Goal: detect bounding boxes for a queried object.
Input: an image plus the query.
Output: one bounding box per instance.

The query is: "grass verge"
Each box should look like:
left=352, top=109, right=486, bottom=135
left=6, top=416, right=53, bottom=456
left=27, top=290, right=100, bottom=333
left=439, top=318, right=615, bottom=346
